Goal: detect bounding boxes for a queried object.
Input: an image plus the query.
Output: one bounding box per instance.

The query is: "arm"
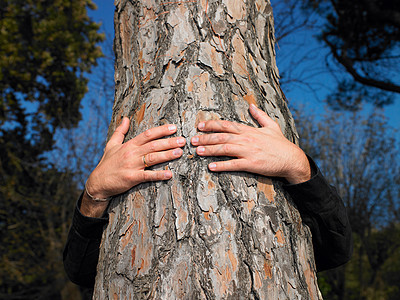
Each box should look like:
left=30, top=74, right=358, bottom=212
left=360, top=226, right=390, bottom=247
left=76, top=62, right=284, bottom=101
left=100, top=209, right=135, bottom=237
left=63, top=195, right=108, bottom=288
left=191, top=104, right=352, bottom=271
left=283, top=157, right=353, bottom=271
left=63, top=117, right=186, bottom=287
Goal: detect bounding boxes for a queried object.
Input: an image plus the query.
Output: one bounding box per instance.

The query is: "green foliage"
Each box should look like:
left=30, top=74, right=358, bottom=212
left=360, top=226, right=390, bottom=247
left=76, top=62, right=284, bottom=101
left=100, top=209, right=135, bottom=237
left=0, top=0, right=104, bottom=298
left=0, top=0, right=104, bottom=152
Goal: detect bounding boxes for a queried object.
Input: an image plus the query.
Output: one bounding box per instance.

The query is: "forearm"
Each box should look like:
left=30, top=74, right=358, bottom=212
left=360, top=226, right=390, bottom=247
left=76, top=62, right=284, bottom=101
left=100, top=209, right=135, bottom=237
left=283, top=157, right=353, bottom=271
left=63, top=193, right=109, bottom=287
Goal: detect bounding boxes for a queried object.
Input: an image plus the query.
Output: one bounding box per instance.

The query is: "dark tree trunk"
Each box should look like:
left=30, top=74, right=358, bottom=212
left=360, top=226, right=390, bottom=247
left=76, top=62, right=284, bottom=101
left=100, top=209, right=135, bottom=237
left=94, top=0, right=321, bottom=298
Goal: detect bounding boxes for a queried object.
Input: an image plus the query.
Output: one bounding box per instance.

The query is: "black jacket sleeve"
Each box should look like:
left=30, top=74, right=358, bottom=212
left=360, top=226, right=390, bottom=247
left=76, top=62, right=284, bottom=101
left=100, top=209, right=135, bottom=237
left=63, top=194, right=109, bottom=288
left=63, top=157, right=353, bottom=288
left=283, top=157, right=353, bottom=271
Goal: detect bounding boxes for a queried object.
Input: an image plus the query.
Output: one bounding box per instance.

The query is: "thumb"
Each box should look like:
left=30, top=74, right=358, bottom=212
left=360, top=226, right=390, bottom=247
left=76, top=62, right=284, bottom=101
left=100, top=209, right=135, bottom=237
left=249, top=104, right=275, bottom=128
left=107, top=117, right=130, bottom=147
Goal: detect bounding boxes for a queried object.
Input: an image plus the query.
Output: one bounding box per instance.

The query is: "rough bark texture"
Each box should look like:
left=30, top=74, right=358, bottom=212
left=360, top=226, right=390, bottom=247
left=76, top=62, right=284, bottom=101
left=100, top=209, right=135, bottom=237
left=94, top=0, right=322, bottom=298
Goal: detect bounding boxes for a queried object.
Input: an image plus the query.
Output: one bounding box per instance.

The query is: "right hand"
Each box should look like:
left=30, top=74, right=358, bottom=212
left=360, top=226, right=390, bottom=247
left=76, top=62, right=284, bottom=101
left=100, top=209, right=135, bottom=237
left=191, top=104, right=311, bottom=184
left=81, top=117, right=186, bottom=217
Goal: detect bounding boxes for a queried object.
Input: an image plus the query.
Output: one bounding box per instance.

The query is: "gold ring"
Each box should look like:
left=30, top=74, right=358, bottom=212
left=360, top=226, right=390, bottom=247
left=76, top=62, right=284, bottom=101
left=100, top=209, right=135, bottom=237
left=143, top=155, right=149, bottom=168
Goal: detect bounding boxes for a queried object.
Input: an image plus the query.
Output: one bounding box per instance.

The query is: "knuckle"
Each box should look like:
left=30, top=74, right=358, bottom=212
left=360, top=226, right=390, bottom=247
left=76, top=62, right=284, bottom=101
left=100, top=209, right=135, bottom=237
left=148, top=141, right=156, bottom=152
left=223, top=144, right=230, bottom=154
left=147, top=153, right=155, bottom=163
left=143, top=172, right=151, bottom=182
left=143, top=129, right=152, bottom=139
left=217, top=134, right=226, bottom=143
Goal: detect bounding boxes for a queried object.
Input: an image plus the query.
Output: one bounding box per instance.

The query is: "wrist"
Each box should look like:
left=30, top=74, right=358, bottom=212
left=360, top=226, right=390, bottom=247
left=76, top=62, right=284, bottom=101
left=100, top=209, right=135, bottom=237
left=80, top=190, right=110, bottom=218
left=284, top=149, right=312, bottom=184
left=85, top=171, right=112, bottom=200
left=85, top=180, right=112, bottom=202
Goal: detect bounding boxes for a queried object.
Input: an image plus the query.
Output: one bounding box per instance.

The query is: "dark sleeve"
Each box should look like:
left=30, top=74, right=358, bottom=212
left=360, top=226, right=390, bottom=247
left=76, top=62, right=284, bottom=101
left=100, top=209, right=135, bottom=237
left=283, top=156, right=353, bottom=272
left=63, top=193, right=108, bottom=288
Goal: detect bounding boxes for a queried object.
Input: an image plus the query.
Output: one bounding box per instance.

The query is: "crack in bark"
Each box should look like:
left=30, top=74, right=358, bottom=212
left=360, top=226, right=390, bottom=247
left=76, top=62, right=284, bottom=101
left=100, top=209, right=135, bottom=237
left=243, top=259, right=261, bottom=300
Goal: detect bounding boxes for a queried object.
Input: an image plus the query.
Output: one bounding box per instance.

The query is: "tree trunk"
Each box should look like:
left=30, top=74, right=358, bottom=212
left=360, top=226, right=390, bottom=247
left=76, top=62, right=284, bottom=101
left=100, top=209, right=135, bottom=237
left=94, top=0, right=322, bottom=298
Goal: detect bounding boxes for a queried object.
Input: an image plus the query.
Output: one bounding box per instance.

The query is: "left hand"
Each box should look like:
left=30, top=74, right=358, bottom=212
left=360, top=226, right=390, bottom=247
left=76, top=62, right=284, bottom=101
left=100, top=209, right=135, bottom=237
left=82, top=117, right=185, bottom=217
left=190, top=104, right=311, bottom=184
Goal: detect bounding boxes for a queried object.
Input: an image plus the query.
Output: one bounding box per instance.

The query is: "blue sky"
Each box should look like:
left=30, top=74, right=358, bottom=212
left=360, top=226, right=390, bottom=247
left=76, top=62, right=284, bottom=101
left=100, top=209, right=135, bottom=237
left=86, top=0, right=399, bottom=134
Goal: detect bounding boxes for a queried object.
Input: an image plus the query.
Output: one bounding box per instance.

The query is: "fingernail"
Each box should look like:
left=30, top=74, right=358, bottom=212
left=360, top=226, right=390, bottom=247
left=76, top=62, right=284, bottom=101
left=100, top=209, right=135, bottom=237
left=250, top=104, right=258, bottom=114
left=164, top=171, right=172, bottom=179
left=192, top=136, right=199, bottom=144
left=209, top=163, right=216, bottom=170
left=197, top=146, right=205, bottom=154
left=177, top=137, right=186, bottom=145
left=168, top=124, right=177, bottom=132
left=198, top=122, right=205, bottom=130
left=173, top=148, right=182, bottom=156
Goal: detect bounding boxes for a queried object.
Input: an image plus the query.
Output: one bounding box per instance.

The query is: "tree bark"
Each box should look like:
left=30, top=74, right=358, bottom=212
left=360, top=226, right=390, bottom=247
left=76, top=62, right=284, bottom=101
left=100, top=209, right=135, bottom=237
left=94, top=0, right=322, bottom=298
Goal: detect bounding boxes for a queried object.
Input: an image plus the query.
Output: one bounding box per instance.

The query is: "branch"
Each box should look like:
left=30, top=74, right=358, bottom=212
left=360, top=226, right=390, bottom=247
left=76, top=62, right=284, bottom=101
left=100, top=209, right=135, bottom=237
left=323, top=36, right=400, bottom=94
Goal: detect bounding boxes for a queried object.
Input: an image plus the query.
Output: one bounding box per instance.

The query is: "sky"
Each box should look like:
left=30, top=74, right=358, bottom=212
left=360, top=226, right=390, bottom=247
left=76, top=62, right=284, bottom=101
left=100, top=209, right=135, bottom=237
left=85, top=0, right=399, bottom=135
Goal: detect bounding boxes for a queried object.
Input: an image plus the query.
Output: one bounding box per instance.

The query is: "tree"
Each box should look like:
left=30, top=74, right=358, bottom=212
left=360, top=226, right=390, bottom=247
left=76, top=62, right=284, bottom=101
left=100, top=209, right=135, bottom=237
left=300, top=0, right=400, bottom=109
left=94, top=0, right=322, bottom=298
left=0, top=0, right=104, bottom=298
left=0, top=161, right=81, bottom=299
left=0, top=0, right=104, bottom=157
left=293, top=106, right=400, bottom=299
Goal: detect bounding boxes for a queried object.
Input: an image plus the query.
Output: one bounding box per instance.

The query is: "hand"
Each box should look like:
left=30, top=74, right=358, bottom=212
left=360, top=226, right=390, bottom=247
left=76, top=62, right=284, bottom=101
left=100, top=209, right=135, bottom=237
left=190, top=104, right=311, bottom=184
left=81, top=117, right=186, bottom=217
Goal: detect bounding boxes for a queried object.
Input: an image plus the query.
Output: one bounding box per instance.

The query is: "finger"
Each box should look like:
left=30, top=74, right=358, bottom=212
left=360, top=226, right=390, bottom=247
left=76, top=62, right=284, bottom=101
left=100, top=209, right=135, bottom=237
left=197, top=119, right=244, bottom=134
left=196, top=144, right=243, bottom=157
left=191, top=133, right=237, bottom=146
left=249, top=104, right=276, bottom=128
left=143, top=148, right=183, bottom=167
left=133, top=124, right=177, bottom=145
left=208, top=159, right=248, bottom=172
left=142, top=136, right=186, bottom=154
left=107, top=117, right=130, bottom=147
left=139, top=170, right=173, bottom=182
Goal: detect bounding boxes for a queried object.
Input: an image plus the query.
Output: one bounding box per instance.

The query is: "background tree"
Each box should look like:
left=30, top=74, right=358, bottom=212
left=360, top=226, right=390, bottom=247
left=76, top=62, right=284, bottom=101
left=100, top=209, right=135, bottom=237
left=304, top=0, right=400, bottom=109
left=94, top=0, right=322, bottom=298
left=0, top=0, right=105, bottom=298
left=271, top=0, right=400, bottom=110
left=0, top=0, right=104, bottom=148
left=293, top=106, right=400, bottom=300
